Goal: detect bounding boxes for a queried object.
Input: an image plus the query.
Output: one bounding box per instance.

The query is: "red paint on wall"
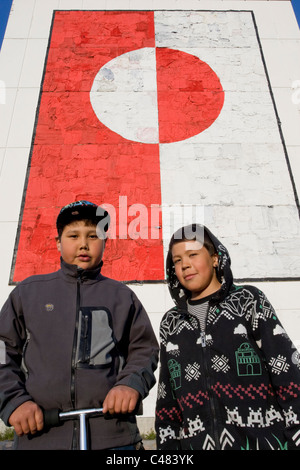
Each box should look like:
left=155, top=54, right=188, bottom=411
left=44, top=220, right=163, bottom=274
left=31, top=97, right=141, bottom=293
left=12, top=11, right=164, bottom=282
left=156, top=48, right=224, bottom=143
left=12, top=11, right=225, bottom=283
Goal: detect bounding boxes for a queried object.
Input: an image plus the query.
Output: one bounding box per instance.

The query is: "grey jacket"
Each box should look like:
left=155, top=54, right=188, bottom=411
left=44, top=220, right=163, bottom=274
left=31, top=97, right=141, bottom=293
left=0, top=259, right=158, bottom=450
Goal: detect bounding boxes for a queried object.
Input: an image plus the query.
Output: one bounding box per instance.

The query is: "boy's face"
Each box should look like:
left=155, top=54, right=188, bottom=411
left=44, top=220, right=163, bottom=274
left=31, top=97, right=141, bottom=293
left=171, top=240, right=220, bottom=300
left=56, top=220, right=105, bottom=270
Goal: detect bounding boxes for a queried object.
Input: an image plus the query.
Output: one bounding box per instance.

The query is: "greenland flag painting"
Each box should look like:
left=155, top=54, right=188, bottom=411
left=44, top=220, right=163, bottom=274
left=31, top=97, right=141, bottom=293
left=11, top=10, right=300, bottom=283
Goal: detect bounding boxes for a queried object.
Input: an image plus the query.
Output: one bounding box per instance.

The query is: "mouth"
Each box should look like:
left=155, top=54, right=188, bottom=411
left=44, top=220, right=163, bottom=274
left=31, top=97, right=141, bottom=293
left=77, top=254, right=91, bottom=262
left=184, top=273, right=196, bottom=281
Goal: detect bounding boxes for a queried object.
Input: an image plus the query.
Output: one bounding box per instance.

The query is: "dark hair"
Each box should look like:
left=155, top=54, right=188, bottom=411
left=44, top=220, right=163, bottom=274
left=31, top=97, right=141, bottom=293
left=169, top=225, right=216, bottom=256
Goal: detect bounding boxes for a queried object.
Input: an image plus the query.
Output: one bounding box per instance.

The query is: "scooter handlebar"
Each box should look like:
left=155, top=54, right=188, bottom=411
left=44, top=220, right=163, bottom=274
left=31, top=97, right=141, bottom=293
left=43, top=401, right=142, bottom=428
left=43, top=408, right=61, bottom=428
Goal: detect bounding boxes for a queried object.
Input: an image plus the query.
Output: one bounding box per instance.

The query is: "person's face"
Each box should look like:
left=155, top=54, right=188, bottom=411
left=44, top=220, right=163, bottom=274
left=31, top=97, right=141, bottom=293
left=56, top=220, right=105, bottom=270
left=171, top=240, right=220, bottom=300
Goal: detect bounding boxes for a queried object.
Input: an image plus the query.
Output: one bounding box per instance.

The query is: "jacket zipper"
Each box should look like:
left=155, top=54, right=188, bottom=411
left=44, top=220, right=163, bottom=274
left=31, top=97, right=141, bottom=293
left=70, top=270, right=83, bottom=449
left=200, top=331, right=206, bottom=347
left=82, top=314, right=90, bottom=362
left=203, top=306, right=221, bottom=450
left=191, top=307, right=221, bottom=450
left=203, top=348, right=221, bottom=449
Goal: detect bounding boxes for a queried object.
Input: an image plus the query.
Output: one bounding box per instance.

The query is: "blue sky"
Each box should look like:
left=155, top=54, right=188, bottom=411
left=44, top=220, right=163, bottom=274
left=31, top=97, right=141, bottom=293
left=292, top=0, right=300, bottom=25
left=0, top=0, right=300, bottom=49
left=0, top=0, right=12, bottom=49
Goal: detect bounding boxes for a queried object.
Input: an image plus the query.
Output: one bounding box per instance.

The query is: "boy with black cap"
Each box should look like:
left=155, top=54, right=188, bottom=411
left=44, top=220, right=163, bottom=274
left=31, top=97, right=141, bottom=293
left=0, top=201, right=158, bottom=450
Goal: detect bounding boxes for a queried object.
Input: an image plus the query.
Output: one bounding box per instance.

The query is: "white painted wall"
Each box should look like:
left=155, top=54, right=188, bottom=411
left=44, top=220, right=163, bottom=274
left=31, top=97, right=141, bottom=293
left=0, top=1, right=299, bottom=427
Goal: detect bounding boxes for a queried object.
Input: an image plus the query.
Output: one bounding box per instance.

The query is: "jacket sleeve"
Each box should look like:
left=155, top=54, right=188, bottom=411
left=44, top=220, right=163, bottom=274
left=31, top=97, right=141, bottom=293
left=251, top=287, right=300, bottom=449
left=114, top=292, right=159, bottom=400
left=0, top=287, right=33, bottom=425
left=155, top=313, right=183, bottom=450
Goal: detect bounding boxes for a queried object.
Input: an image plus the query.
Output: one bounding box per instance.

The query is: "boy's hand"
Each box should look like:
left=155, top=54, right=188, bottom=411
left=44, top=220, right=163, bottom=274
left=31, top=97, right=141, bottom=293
left=8, top=400, right=44, bottom=436
left=103, top=385, right=140, bottom=415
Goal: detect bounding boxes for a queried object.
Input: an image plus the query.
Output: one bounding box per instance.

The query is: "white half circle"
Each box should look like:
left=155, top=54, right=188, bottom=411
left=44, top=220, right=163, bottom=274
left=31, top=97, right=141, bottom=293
left=90, top=47, right=159, bottom=144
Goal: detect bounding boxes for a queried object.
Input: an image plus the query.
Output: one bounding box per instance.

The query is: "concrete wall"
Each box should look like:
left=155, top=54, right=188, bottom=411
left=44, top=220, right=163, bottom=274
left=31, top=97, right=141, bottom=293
left=0, top=1, right=300, bottom=431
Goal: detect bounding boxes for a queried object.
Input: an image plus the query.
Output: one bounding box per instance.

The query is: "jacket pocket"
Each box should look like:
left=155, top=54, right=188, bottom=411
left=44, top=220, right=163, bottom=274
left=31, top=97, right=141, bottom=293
left=21, top=329, right=31, bottom=378
left=75, top=308, right=117, bottom=368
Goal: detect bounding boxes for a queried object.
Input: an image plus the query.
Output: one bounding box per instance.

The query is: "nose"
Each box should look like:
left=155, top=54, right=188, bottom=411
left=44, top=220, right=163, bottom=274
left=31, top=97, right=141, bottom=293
left=79, top=237, right=89, bottom=249
left=181, top=256, right=191, bottom=270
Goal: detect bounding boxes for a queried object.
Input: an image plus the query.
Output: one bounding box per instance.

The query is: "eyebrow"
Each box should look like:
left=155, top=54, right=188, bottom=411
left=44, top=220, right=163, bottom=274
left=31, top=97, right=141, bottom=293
left=65, top=228, right=97, bottom=234
left=172, top=248, right=201, bottom=259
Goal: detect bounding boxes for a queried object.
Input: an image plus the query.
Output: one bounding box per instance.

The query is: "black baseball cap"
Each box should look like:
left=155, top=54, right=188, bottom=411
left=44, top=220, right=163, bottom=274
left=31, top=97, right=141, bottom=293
left=56, top=200, right=110, bottom=237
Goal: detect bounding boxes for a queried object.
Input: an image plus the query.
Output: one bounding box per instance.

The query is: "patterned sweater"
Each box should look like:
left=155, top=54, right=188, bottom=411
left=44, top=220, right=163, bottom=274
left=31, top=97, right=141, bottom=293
left=155, top=225, right=300, bottom=450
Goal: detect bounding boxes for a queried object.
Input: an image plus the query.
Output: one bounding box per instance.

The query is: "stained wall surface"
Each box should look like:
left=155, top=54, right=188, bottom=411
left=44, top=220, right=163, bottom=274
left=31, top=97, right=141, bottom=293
left=0, top=0, right=300, bottom=419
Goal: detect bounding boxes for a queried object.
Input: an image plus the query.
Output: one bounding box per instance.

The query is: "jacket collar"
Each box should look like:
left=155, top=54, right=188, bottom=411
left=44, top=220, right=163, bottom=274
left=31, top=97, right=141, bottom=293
left=60, top=257, right=103, bottom=282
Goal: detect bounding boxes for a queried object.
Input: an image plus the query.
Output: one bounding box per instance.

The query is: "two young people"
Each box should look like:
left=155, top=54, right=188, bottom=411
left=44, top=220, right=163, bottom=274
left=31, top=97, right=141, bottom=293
left=1, top=201, right=300, bottom=450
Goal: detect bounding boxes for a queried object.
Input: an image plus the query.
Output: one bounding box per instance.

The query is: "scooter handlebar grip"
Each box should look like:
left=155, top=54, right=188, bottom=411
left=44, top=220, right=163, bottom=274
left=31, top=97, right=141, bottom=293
left=43, top=408, right=61, bottom=428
